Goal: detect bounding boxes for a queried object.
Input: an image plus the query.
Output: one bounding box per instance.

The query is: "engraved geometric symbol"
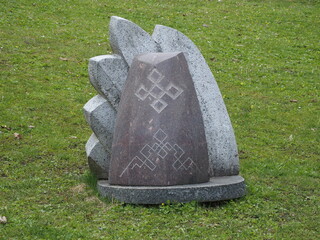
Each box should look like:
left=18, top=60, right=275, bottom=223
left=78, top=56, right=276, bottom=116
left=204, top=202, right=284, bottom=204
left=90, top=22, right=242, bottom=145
left=150, top=99, right=168, bottom=113
left=119, top=128, right=198, bottom=177
left=135, top=69, right=183, bottom=113
left=135, top=86, right=149, bottom=100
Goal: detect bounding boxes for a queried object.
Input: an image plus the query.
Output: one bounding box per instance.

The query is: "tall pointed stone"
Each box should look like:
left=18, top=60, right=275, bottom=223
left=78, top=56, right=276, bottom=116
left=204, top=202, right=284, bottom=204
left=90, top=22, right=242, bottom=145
left=109, top=16, right=159, bottom=66
left=152, top=25, right=239, bottom=177
left=109, top=52, right=209, bottom=186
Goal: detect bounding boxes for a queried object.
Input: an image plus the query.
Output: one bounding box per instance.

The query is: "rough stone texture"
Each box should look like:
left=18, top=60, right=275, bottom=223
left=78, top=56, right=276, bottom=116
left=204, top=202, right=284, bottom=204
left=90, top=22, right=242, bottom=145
left=152, top=25, right=239, bottom=177
left=109, top=16, right=160, bottom=66
left=109, top=52, right=209, bottom=186
left=83, top=95, right=116, bottom=152
left=98, top=176, right=246, bottom=204
left=88, top=54, right=129, bottom=109
left=86, top=133, right=110, bottom=179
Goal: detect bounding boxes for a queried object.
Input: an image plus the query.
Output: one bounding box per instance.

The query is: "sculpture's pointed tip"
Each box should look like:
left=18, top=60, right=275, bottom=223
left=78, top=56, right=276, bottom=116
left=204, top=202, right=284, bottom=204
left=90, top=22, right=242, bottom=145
left=153, top=24, right=189, bottom=43
left=153, top=24, right=180, bottom=34
left=110, top=16, right=129, bottom=23
left=154, top=24, right=173, bottom=30
left=109, top=16, right=159, bottom=66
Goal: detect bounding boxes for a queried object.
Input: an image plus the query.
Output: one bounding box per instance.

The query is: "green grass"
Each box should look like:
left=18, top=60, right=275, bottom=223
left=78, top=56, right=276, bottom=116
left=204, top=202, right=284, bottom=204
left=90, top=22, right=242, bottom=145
left=1, top=0, right=319, bottom=239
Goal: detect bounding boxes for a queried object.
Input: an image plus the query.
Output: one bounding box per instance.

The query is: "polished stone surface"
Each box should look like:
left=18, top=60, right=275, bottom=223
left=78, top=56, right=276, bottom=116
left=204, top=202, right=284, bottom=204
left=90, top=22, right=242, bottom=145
left=98, top=176, right=246, bottom=204
left=109, top=52, right=209, bottom=186
left=153, top=25, right=239, bottom=177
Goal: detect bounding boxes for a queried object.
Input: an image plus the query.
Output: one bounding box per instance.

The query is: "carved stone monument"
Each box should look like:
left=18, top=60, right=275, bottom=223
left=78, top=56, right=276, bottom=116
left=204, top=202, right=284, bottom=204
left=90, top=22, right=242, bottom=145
left=84, top=16, right=246, bottom=204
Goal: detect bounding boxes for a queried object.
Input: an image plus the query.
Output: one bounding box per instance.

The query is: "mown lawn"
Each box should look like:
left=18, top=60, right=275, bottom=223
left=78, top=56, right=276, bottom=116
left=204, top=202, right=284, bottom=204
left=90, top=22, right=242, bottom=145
left=0, top=0, right=319, bottom=239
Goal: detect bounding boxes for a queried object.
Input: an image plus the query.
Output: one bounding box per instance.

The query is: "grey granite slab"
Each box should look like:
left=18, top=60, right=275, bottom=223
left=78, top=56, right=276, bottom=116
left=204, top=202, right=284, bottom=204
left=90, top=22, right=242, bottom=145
left=88, top=54, right=128, bottom=109
left=83, top=95, right=116, bottom=152
left=86, top=133, right=110, bottom=179
left=98, top=175, right=246, bottom=204
left=109, top=16, right=160, bottom=66
left=152, top=25, right=239, bottom=177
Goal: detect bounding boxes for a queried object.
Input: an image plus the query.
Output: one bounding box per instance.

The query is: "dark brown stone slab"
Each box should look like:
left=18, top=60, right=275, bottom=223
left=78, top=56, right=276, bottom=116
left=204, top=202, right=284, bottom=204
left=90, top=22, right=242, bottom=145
left=109, top=52, right=209, bottom=186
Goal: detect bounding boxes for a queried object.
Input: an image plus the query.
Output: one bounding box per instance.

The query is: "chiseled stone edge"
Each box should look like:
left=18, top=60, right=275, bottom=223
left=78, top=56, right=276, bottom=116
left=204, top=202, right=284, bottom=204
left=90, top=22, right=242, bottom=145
left=83, top=95, right=116, bottom=152
left=109, top=16, right=160, bottom=66
left=152, top=25, right=239, bottom=177
left=86, top=133, right=110, bottom=179
left=89, top=54, right=128, bottom=110
left=97, top=176, right=246, bottom=204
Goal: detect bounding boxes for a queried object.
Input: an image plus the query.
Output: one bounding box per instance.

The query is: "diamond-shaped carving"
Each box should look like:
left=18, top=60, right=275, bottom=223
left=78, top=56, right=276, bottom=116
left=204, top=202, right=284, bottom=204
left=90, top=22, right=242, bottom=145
left=183, top=158, right=193, bottom=169
left=119, top=128, right=200, bottom=181
left=149, top=85, right=165, bottom=99
left=173, top=144, right=184, bottom=159
left=135, top=86, right=149, bottom=100
left=148, top=69, right=164, bottom=83
left=140, top=144, right=152, bottom=159
left=153, top=129, right=167, bottom=143
left=166, top=83, right=183, bottom=100
left=134, top=68, right=184, bottom=113
left=164, top=142, right=173, bottom=151
left=152, top=143, right=160, bottom=151
left=157, top=148, right=168, bottom=159
left=150, top=99, right=168, bottom=113
left=172, top=160, right=182, bottom=170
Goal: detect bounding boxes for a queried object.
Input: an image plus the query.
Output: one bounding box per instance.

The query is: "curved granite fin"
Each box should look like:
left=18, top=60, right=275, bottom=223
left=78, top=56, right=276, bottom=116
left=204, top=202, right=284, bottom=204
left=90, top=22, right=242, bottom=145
left=86, top=133, right=110, bottom=179
left=152, top=25, right=239, bottom=177
left=88, top=54, right=128, bottom=109
left=109, top=16, right=160, bottom=66
left=83, top=95, right=116, bottom=152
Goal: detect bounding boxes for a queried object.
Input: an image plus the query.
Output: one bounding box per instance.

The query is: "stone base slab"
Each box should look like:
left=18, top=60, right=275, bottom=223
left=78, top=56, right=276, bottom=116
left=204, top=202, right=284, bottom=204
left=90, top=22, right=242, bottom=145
left=97, top=175, right=246, bottom=204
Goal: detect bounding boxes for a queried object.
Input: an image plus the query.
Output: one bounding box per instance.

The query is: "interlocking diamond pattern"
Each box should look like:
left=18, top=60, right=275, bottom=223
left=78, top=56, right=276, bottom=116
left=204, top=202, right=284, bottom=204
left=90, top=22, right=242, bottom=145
left=120, top=129, right=198, bottom=177
left=134, top=69, right=183, bottom=113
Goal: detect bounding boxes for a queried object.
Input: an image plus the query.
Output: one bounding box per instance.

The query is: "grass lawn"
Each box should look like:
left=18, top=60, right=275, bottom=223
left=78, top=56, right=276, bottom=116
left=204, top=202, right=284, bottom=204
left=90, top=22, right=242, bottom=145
left=1, top=0, right=319, bottom=239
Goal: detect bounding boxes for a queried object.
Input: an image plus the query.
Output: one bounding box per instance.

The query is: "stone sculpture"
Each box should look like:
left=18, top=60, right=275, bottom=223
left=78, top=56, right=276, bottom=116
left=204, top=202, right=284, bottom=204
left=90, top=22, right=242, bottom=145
left=84, top=16, right=245, bottom=204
